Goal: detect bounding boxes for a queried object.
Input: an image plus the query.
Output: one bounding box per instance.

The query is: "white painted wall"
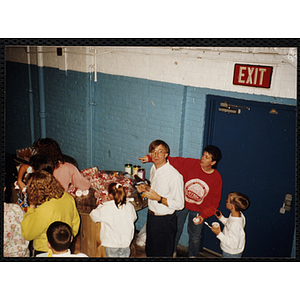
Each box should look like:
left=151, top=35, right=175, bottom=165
left=6, top=46, right=297, bottom=99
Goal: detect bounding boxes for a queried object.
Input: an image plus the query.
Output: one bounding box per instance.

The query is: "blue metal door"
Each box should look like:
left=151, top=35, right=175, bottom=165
left=202, top=95, right=296, bottom=258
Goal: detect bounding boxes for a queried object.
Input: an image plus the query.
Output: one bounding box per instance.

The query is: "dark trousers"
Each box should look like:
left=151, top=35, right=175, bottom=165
left=146, top=211, right=177, bottom=257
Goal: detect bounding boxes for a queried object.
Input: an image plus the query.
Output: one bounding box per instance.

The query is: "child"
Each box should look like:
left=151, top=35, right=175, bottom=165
left=211, top=192, right=250, bottom=258
left=90, top=182, right=137, bottom=258
left=15, top=155, right=54, bottom=211
left=36, top=221, right=88, bottom=257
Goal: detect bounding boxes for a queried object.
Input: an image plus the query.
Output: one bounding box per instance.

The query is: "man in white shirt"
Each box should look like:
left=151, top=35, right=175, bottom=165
left=141, top=140, right=184, bottom=257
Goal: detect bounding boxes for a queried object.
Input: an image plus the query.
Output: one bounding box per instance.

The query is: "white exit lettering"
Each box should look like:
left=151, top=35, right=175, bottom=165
left=238, top=67, right=267, bottom=85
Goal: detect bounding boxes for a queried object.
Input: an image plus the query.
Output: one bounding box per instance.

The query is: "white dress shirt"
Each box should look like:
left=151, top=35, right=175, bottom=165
left=148, top=161, right=184, bottom=215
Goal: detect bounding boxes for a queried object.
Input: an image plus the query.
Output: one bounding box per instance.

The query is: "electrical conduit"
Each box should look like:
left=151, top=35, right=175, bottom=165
left=26, top=46, right=35, bottom=144
left=37, top=46, right=46, bottom=138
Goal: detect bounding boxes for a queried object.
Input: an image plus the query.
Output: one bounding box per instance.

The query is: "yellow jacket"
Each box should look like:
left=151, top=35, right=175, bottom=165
left=21, top=192, right=80, bottom=252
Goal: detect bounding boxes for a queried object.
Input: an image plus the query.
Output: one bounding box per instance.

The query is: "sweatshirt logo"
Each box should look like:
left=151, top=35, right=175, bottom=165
left=185, top=179, right=209, bottom=205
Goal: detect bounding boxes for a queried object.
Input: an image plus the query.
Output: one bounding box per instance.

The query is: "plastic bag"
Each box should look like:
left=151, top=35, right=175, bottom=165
left=136, top=221, right=147, bottom=247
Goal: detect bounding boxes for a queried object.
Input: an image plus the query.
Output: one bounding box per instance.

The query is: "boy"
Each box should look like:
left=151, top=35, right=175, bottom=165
left=37, top=221, right=88, bottom=257
left=211, top=192, right=250, bottom=258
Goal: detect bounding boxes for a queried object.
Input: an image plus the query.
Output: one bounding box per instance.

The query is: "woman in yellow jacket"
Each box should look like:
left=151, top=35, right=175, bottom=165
left=21, top=170, right=80, bottom=255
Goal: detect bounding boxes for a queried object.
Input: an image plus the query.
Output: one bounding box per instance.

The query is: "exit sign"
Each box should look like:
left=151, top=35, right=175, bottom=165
left=233, top=64, right=273, bottom=88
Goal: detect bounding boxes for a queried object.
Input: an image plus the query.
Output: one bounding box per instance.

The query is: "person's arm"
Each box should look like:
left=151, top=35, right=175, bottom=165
left=200, top=175, right=223, bottom=219
left=17, top=164, right=30, bottom=192
left=138, top=155, right=192, bottom=173
left=90, top=205, right=103, bottom=223
left=138, top=155, right=151, bottom=163
left=219, top=214, right=227, bottom=225
left=167, top=173, right=185, bottom=210
left=144, top=173, right=184, bottom=210
left=69, top=164, right=91, bottom=190
left=143, top=189, right=169, bottom=206
left=71, top=199, right=80, bottom=237
left=129, top=202, right=138, bottom=222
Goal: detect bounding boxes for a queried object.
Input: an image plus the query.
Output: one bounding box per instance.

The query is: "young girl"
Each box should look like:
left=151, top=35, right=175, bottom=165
left=211, top=192, right=250, bottom=258
left=90, top=182, right=137, bottom=258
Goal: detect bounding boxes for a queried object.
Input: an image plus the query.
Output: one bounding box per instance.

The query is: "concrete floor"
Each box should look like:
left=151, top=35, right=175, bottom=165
left=130, top=233, right=221, bottom=258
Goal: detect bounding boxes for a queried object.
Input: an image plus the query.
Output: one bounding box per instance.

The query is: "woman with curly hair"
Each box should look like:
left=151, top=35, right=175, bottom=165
left=33, top=138, right=91, bottom=192
left=21, top=170, right=80, bottom=255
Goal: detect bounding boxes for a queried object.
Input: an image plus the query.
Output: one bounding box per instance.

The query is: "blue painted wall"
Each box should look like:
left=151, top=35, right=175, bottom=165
left=5, top=61, right=296, bottom=248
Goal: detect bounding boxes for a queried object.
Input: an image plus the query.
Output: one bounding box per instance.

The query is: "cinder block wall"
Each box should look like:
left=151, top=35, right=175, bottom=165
left=43, top=67, right=91, bottom=169
left=93, top=74, right=185, bottom=170
left=5, top=62, right=40, bottom=152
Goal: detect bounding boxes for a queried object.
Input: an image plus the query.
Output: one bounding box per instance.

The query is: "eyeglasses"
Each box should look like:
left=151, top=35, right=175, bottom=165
left=150, top=150, right=166, bottom=155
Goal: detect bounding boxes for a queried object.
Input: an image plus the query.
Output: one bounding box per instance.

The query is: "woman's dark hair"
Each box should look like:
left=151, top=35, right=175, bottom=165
left=203, top=145, right=222, bottom=169
left=33, top=138, right=65, bottom=168
left=29, top=154, right=54, bottom=174
left=108, top=182, right=126, bottom=208
left=47, top=221, right=73, bottom=252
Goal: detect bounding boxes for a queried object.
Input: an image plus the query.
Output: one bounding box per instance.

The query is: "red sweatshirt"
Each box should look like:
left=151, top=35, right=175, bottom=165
left=147, top=155, right=222, bottom=219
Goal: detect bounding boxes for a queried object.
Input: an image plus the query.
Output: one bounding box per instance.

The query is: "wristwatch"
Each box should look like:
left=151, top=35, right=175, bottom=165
left=158, top=196, right=163, bottom=204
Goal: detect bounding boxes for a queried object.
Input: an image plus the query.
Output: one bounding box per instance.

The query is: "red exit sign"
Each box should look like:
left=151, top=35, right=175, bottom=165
left=233, top=64, right=273, bottom=88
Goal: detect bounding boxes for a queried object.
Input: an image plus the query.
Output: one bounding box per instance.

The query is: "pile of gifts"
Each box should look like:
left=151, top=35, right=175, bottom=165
left=68, top=167, right=136, bottom=207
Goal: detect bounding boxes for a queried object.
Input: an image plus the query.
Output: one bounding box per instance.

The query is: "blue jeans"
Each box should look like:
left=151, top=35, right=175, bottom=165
left=174, top=208, right=204, bottom=257
left=222, top=251, right=242, bottom=258
left=105, top=247, right=130, bottom=258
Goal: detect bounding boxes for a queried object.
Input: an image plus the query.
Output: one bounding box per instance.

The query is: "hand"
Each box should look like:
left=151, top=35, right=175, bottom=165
left=215, top=210, right=222, bottom=219
left=144, top=188, right=160, bottom=201
left=136, top=184, right=149, bottom=193
left=211, top=225, right=221, bottom=235
left=193, top=215, right=204, bottom=225
left=138, top=155, right=149, bottom=163
left=17, top=181, right=26, bottom=194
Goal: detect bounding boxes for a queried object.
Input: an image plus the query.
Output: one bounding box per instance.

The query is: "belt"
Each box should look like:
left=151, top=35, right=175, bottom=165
left=148, top=209, right=174, bottom=216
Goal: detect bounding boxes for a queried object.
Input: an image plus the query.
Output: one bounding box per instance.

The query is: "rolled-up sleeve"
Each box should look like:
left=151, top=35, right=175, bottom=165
left=149, top=162, right=184, bottom=214
left=166, top=172, right=184, bottom=211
